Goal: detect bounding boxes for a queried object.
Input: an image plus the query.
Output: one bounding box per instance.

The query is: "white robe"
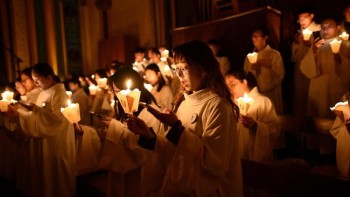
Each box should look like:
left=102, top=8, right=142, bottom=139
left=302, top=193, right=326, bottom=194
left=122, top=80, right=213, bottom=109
left=154, top=89, right=243, bottom=196
left=244, top=45, right=285, bottom=114
left=291, top=22, right=321, bottom=116
left=307, top=39, right=350, bottom=118
left=236, top=87, right=281, bottom=163
left=151, top=84, right=173, bottom=110
left=99, top=103, right=164, bottom=196
left=330, top=92, right=350, bottom=178
left=71, top=88, right=90, bottom=125
left=18, top=83, right=76, bottom=197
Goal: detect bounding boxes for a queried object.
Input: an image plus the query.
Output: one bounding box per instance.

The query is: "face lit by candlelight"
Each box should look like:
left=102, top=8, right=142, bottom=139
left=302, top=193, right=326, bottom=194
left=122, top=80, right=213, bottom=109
left=144, top=69, right=160, bottom=86
left=344, top=6, right=350, bottom=22
left=252, top=31, right=267, bottom=51
left=298, top=13, right=314, bottom=29
left=321, top=20, right=338, bottom=40
left=20, top=73, right=35, bottom=92
left=134, top=52, right=145, bottom=62
left=225, top=75, right=248, bottom=99
left=173, top=61, right=203, bottom=92
left=32, top=72, right=53, bottom=90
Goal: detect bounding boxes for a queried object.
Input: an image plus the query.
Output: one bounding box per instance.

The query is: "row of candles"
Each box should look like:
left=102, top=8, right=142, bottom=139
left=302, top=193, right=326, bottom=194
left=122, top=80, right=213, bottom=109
left=246, top=31, right=349, bottom=64
left=0, top=90, right=348, bottom=124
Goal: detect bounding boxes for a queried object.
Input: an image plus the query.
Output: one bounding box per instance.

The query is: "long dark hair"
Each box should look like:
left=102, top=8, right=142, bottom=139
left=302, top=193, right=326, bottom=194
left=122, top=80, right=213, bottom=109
left=172, top=40, right=239, bottom=119
left=32, top=63, right=61, bottom=82
left=144, top=63, right=166, bottom=92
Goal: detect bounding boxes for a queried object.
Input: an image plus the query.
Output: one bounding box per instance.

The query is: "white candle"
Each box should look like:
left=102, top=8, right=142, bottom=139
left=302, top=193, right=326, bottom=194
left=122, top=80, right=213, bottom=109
left=2, top=91, right=14, bottom=102
left=144, top=83, right=153, bottom=92
left=61, top=99, right=81, bottom=124
left=247, top=52, right=258, bottom=64
left=0, top=91, right=15, bottom=112
left=302, top=28, right=312, bottom=41
left=330, top=101, right=350, bottom=122
left=329, top=39, right=342, bottom=54
left=89, top=85, right=98, bottom=95
left=162, top=49, right=169, bottom=58
left=237, top=92, right=254, bottom=115
left=97, top=78, right=107, bottom=88
left=116, top=79, right=141, bottom=114
left=66, top=91, right=72, bottom=99
left=91, top=74, right=95, bottom=79
left=339, top=32, right=349, bottom=41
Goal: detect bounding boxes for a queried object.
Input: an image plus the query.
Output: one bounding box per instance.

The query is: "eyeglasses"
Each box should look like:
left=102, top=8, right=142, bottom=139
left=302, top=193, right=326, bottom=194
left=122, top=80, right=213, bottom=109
left=171, top=63, right=190, bottom=77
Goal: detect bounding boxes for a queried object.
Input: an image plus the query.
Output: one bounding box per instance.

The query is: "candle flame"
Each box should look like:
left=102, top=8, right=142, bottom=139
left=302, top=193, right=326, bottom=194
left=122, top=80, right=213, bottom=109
left=126, top=79, right=131, bottom=90
left=91, top=74, right=95, bottom=79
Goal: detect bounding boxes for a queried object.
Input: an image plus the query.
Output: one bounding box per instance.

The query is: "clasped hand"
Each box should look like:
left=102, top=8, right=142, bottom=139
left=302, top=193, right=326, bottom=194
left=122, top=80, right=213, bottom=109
left=240, top=115, right=257, bottom=131
left=126, top=106, right=179, bottom=139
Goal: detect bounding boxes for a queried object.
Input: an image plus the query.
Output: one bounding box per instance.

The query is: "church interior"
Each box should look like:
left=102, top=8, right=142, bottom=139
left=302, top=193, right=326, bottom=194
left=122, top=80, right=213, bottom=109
left=1, top=0, right=350, bottom=196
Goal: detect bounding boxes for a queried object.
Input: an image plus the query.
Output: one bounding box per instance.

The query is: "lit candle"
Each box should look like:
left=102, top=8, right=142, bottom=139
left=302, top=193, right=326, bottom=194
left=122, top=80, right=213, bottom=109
left=89, top=85, right=98, bottom=95
left=247, top=52, right=258, bottom=64
left=162, top=49, right=169, bottom=58
left=116, top=79, right=141, bottom=114
left=237, top=92, right=254, bottom=115
left=330, top=101, right=350, bottom=122
left=329, top=39, right=342, bottom=54
left=66, top=91, right=72, bottom=99
left=339, top=32, right=349, bottom=41
left=144, top=83, right=153, bottom=92
left=61, top=99, right=81, bottom=124
left=0, top=91, right=15, bottom=112
left=97, top=78, right=107, bottom=88
left=302, top=28, right=312, bottom=41
left=2, top=91, right=14, bottom=102
left=91, top=74, right=95, bottom=79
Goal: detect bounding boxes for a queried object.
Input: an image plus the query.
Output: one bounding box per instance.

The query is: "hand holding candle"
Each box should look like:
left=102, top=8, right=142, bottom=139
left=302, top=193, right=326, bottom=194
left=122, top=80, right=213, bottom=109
left=66, top=91, right=72, bottom=99
left=302, top=28, right=312, bottom=41
left=330, top=39, right=342, bottom=54
left=61, top=99, right=81, bottom=124
left=247, top=52, right=258, bottom=64
left=97, top=78, right=107, bottom=88
left=330, top=101, right=350, bottom=122
left=237, top=93, right=254, bottom=115
left=339, top=32, right=349, bottom=41
left=89, top=85, right=98, bottom=95
left=0, top=91, right=16, bottom=112
left=116, top=79, right=141, bottom=114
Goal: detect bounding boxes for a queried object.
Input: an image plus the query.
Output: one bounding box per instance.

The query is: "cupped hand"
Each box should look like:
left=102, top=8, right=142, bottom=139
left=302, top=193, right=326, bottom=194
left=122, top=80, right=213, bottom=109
left=147, top=106, right=179, bottom=127
left=240, top=115, right=257, bottom=131
left=127, top=115, right=155, bottom=139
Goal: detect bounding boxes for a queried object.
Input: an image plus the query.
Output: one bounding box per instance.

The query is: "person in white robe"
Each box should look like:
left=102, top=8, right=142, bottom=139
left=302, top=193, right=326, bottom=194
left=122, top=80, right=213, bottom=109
left=339, top=5, right=350, bottom=34
left=291, top=7, right=321, bottom=116
left=127, top=41, right=243, bottom=197
left=330, top=90, right=350, bottom=179
left=244, top=27, right=285, bottom=114
left=98, top=68, right=166, bottom=196
left=8, top=63, right=76, bottom=197
left=132, top=47, right=148, bottom=76
left=207, top=38, right=231, bottom=76
left=225, top=70, right=281, bottom=163
left=68, top=77, right=90, bottom=125
left=307, top=18, right=350, bottom=118
left=145, top=63, right=173, bottom=110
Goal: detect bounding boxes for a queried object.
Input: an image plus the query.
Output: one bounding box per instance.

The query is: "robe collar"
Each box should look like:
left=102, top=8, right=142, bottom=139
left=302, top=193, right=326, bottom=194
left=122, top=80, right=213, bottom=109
left=184, top=88, right=216, bottom=105
left=304, top=21, right=321, bottom=32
